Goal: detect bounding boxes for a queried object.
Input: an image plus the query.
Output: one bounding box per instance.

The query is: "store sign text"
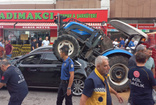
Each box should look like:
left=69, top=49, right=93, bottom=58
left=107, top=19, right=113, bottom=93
left=22, top=26, right=51, bottom=29
left=0, top=12, right=54, bottom=20
left=0, top=10, right=108, bottom=22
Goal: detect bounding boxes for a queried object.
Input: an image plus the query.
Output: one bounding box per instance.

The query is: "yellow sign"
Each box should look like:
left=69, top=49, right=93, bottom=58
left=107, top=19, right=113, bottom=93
left=20, top=34, right=28, bottom=40
left=50, top=37, right=57, bottom=43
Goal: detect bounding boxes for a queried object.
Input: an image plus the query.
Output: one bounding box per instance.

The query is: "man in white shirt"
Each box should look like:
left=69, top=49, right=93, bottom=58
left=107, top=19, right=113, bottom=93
left=42, top=36, right=50, bottom=47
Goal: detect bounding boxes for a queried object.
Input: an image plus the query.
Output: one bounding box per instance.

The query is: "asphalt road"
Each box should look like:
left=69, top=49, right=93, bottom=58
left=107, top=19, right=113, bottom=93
left=0, top=88, right=129, bottom=105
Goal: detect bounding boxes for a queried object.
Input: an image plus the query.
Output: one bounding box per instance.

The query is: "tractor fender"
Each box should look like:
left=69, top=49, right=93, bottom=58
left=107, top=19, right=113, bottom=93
left=102, top=49, right=133, bottom=57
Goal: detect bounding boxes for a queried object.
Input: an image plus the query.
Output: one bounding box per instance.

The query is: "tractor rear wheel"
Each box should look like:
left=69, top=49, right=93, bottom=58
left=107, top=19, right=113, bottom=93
left=53, top=35, right=80, bottom=60
left=108, top=55, right=130, bottom=92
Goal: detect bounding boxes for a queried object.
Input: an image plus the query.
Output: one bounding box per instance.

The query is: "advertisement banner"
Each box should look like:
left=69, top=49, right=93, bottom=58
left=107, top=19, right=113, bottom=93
left=0, top=9, right=108, bottom=22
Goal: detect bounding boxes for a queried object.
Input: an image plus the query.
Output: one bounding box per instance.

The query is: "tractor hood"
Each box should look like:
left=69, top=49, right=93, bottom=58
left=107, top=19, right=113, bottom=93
left=110, top=20, right=148, bottom=39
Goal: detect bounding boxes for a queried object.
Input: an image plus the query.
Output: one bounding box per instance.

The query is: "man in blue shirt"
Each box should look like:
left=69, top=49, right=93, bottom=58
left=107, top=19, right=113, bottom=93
left=119, top=37, right=125, bottom=48
left=128, top=52, right=156, bottom=105
left=0, top=61, right=28, bottom=105
left=128, top=39, right=135, bottom=47
left=56, top=45, right=74, bottom=105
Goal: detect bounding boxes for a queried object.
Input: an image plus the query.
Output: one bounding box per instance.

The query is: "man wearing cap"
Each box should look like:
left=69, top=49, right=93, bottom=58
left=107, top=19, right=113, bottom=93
left=0, top=60, right=28, bottom=105
left=56, top=45, right=74, bottom=105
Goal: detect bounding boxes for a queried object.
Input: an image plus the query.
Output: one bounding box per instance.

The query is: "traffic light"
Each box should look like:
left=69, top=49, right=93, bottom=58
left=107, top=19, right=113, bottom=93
left=60, top=15, right=67, bottom=26
left=54, top=15, right=59, bottom=24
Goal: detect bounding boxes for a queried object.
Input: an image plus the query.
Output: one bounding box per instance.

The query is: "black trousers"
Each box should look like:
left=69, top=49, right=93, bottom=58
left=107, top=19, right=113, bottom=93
left=56, top=81, right=73, bottom=105
left=9, top=92, right=28, bottom=105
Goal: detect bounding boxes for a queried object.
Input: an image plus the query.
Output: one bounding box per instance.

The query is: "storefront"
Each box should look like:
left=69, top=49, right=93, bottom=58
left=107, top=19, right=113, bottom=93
left=0, top=9, right=108, bottom=57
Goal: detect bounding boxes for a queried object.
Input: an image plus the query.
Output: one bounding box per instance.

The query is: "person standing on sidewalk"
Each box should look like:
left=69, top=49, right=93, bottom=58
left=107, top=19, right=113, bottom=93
left=56, top=45, right=74, bottom=105
left=42, top=36, right=49, bottom=47
left=5, top=40, right=13, bottom=60
left=145, top=48, right=155, bottom=77
left=0, top=45, right=5, bottom=60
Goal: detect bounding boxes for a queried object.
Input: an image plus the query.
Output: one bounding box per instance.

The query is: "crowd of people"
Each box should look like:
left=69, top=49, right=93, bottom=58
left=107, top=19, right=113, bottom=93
left=31, top=36, right=50, bottom=51
left=112, top=37, right=137, bottom=49
left=0, top=38, right=155, bottom=105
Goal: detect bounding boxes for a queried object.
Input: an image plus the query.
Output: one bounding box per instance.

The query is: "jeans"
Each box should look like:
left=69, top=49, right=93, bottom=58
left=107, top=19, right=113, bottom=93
left=6, top=54, right=12, bottom=60
left=56, top=81, right=73, bottom=105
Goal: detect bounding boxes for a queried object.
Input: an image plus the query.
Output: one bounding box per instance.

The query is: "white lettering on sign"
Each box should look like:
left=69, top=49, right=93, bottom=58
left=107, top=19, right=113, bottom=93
left=131, top=77, right=144, bottom=88
left=22, top=26, right=50, bottom=29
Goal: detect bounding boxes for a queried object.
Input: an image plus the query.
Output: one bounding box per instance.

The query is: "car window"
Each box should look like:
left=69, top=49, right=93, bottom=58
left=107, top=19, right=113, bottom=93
left=33, top=48, right=52, bottom=53
left=21, top=54, right=42, bottom=64
left=40, top=53, right=61, bottom=64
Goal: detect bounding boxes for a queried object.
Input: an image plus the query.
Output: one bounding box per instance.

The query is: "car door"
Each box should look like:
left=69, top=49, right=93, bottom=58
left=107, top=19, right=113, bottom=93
left=38, top=53, right=62, bottom=87
left=17, top=53, right=44, bottom=87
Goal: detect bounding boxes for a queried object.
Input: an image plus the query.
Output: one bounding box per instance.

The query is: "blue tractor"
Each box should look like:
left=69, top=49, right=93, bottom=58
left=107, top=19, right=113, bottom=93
left=53, top=15, right=147, bottom=92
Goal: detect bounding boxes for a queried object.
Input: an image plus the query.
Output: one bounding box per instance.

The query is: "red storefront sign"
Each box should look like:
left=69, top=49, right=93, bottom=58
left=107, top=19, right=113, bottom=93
left=0, top=9, right=108, bottom=23
left=138, top=24, right=155, bottom=29
left=107, top=24, right=137, bottom=29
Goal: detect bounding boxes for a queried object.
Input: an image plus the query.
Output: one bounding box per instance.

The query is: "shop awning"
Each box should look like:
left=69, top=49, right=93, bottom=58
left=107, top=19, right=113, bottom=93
left=14, top=22, right=103, bottom=29
left=0, top=22, right=16, bottom=29
left=15, top=23, right=57, bottom=29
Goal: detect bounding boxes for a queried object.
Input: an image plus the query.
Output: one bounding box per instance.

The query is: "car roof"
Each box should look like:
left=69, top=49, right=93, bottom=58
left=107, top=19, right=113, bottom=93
left=30, top=45, right=53, bottom=53
left=110, top=20, right=148, bottom=39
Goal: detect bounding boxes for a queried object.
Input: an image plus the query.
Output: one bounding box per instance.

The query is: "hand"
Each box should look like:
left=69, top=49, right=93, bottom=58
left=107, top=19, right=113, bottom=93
left=67, top=89, right=71, bottom=96
left=116, top=94, right=123, bottom=103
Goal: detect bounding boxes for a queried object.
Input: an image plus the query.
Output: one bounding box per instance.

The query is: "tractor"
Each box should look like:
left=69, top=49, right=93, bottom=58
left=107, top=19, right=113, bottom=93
left=53, top=14, right=148, bottom=92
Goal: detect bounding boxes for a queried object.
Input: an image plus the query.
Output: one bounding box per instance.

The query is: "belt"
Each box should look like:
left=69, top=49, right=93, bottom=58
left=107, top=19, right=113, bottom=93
left=61, top=80, right=69, bottom=83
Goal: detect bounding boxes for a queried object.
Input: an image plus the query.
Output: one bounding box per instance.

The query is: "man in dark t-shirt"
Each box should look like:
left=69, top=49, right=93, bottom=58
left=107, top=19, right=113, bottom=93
left=31, top=38, right=37, bottom=51
left=0, top=61, right=28, bottom=105
left=37, top=37, right=42, bottom=47
left=128, top=52, right=156, bottom=105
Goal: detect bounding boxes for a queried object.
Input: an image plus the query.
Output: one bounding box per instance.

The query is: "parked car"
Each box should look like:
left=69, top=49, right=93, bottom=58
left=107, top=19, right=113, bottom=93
left=11, top=51, right=88, bottom=96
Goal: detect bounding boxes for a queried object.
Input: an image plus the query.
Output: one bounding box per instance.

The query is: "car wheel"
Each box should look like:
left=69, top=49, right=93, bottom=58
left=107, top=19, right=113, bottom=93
left=53, top=35, right=80, bottom=60
left=73, top=78, right=84, bottom=96
left=108, top=55, right=130, bottom=92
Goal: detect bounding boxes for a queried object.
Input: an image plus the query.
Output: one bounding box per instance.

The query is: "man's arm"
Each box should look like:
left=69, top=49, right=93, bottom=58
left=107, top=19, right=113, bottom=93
left=152, top=68, right=155, bottom=78
left=109, top=87, right=123, bottom=103
left=0, top=83, right=5, bottom=89
left=67, top=71, right=74, bottom=96
left=80, top=94, right=89, bottom=105
left=10, top=45, right=14, bottom=54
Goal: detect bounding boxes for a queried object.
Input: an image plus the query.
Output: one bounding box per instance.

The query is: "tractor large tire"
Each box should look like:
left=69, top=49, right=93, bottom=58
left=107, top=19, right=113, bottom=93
left=108, top=55, right=130, bottom=92
left=53, top=35, right=80, bottom=60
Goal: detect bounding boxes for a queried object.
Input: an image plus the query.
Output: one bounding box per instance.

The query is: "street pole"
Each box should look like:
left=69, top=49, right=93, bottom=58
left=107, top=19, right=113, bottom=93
left=57, top=13, right=60, bottom=37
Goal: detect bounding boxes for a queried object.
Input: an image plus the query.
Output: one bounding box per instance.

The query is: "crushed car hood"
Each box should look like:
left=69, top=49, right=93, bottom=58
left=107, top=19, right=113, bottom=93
left=110, top=20, right=148, bottom=39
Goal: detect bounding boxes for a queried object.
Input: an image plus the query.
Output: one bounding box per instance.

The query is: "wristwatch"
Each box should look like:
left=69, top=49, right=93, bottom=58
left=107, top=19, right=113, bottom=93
left=67, top=87, right=71, bottom=90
